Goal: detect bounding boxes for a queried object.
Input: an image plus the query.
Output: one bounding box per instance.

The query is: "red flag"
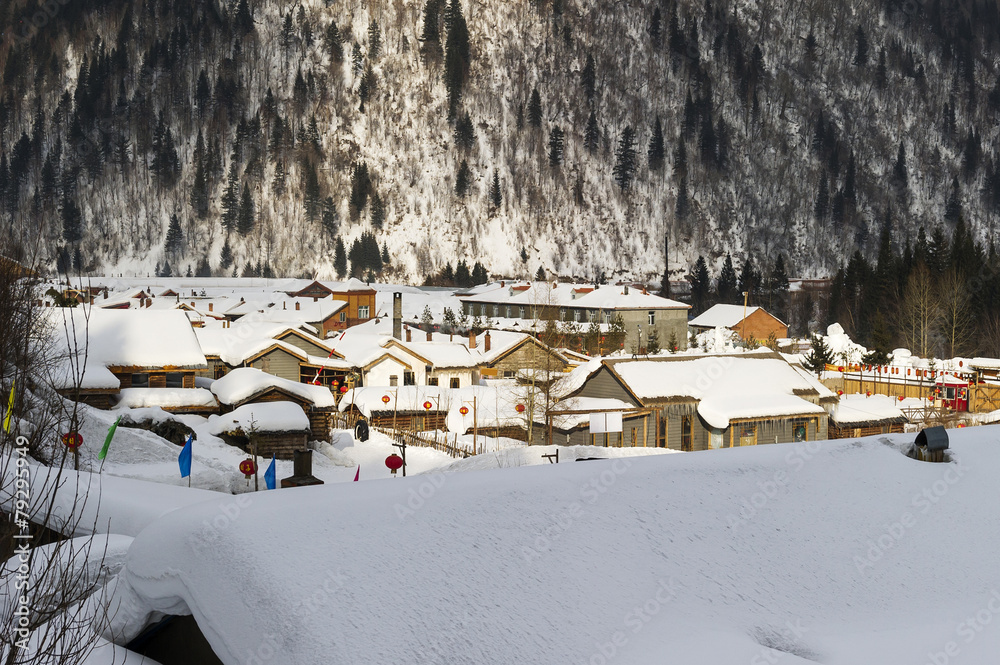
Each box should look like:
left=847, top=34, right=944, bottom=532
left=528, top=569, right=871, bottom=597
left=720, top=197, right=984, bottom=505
left=353, top=466, right=360, bottom=482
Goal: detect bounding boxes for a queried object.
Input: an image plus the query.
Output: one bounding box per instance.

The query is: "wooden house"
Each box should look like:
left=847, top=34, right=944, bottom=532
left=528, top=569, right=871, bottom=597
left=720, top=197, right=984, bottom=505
left=554, top=351, right=830, bottom=451
left=208, top=402, right=311, bottom=460
left=828, top=394, right=907, bottom=439
left=689, top=304, right=788, bottom=342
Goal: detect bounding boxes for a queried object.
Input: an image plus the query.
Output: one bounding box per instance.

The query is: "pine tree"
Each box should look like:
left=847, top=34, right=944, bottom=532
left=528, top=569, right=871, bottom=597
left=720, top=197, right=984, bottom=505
left=612, top=126, right=638, bottom=191
left=650, top=7, right=662, bottom=48
left=535, top=265, right=546, bottom=280
left=768, top=255, right=790, bottom=321
left=165, top=214, right=184, bottom=253
left=61, top=195, right=83, bottom=243
left=528, top=87, right=543, bottom=128
left=584, top=111, right=599, bottom=154
left=349, top=162, right=372, bottom=218
left=716, top=253, right=738, bottom=303
left=675, top=177, right=690, bottom=220
left=548, top=126, right=565, bottom=168
left=221, top=161, right=240, bottom=232
left=358, top=65, right=377, bottom=111
left=273, top=161, right=286, bottom=195
left=815, top=175, right=829, bottom=220
left=690, top=256, right=710, bottom=313
left=420, top=0, right=444, bottom=56
left=580, top=54, right=596, bottom=100
left=853, top=26, right=868, bottom=67
left=944, top=177, right=962, bottom=224
left=196, top=258, right=212, bottom=277
left=489, top=170, right=502, bottom=209
left=673, top=137, right=687, bottom=179
left=322, top=197, right=339, bottom=237
left=368, top=19, right=382, bottom=60
left=454, top=112, right=476, bottom=151
left=443, top=0, right=470, bottom=119
left=190, top=130, right=209, bottom=218
left=455, top=159, right=472, bottom=197
left=455, top=259, right=472, bottom=286
left=698, top=113, right=717, bottom=165
left=333, top=237, right=348, bottom=277
left=804, top=334, right=833, bottom=375
left=220, top=237, right=234, bottom=269
left=892, top=142, right=907, bottom=191
left=370, top=191, right=386, bottom=228
left=237, top=184, right=255, bottom=235
left=325, top=21, right=344, bottom=61
left=472, top=261, right=488, bottom=284
left=648, top=117, right=665, bottom=172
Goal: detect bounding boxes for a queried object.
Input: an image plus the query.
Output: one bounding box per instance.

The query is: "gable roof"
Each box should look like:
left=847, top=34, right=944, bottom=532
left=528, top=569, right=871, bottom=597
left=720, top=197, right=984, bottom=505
left=689, top=304, right=760, bottom=328
left=211, top=367, right=337, bottom=408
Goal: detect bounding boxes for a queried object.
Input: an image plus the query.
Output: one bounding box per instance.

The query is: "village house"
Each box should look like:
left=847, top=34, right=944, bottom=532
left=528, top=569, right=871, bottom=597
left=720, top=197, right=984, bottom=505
left=48, top=308, right=212, bottom=412
left=208, top=401, right=311, bottom=460
left=285, top=278, right=378, bottom=329
left=457, top=281, right=690, bottom=353
left=689, top=304, right=789, bottom=342
left=553, top=351, right=833, bottom=450
left=827, top=394, right=907, bottom=439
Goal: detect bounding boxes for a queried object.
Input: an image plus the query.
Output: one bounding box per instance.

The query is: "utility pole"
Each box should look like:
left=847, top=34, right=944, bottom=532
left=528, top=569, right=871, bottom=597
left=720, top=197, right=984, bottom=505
left=741, top=291, right=749, bottom=341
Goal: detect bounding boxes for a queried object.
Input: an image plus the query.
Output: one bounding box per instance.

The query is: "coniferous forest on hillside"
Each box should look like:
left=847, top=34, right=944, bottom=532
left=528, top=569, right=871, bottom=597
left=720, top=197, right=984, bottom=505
left=2, top=0, right=1000, bottom=355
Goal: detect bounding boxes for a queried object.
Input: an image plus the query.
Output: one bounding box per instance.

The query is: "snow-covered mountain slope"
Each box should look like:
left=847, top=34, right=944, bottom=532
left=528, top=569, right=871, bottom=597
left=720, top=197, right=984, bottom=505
left=105, top=427, right=1000, bottom=663
left=2, top=0, right=1000, bottom=281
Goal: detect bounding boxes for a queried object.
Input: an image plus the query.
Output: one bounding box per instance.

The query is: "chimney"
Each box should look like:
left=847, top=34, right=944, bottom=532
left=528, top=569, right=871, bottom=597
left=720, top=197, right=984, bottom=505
left=313, top=297, right=318, bottom=302
left=426, top=330, right=433, bottom=341
left=406, top=327, right=412, bottom=343
left=484, top=331, right=491, bottom=352
left=283, top=302, right=287, bottom=310
left=280, top=449, right=324, bottom=488
left=624, top=285, right=629, bottom=295
left=393, top=292, right=403, bottom=340
left=295, top=302, right=300, bottom=311
left=103, top=289, right=108, bottom=299
left=208, top=303, right=213, bottom=312
left=469, top=331, right=477, bottom=350
left=191, top=301, right=195, bottom=307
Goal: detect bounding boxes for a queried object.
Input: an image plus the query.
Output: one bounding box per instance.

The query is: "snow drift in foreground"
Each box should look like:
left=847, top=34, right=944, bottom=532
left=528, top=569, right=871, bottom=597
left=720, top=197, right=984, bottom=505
left=103, top=427, right=1000, bottom=664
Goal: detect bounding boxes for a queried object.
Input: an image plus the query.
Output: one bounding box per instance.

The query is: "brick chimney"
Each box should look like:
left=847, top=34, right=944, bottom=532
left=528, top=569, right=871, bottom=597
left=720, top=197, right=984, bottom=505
left=295, top=301, right=300, bottom=311
left=426, top=330, right=433, bottom=342
left=393, top=292, right=403, bottom=340
left=484, top=331, right=491, bottom=352
left=208, top=302, right=213, bottom=312
left=283, top=302, right=286, bottom=310
left=406, top=327, right=412, bottom=343
left=469, top=331, right=477, bottom=349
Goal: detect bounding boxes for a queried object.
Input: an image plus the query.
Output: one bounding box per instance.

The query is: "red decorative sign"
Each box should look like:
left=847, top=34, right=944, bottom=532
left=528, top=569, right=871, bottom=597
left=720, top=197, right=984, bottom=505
left=382, top=395, right=391, bottom=404
left=423, top=401, right=433, bottom=410
left=515, top=403, right=526, bottom=413
left=385, top=454, right=403, bottom=470
left=239, top=459, right=257, bottom=478
left=459, top=406, right=469, bottom=415
left=62, top=432, right=83, bottom=449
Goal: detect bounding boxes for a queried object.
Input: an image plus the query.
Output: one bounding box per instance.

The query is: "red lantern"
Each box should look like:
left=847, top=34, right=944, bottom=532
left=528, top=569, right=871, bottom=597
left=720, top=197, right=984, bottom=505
left=866, top=390, right=872, bottom=397
left=898, top=395, right=905, bottom=402
left=340, top=385, right=348, bottom=393
left=958, top=422, right=967, bottom=428
left=837, top=390, right=844, bottom=396
left=459, top=406, right=469, bottom=415
left=239, top=459, right=256, bottom=479
left=515, top=403, right=526, bottom=413
left=423, top=401, right=433, bottom=410
left=62, top=432, right=83, bottom=449
left=837, top=366, right=844, bottom=372
left=385, top=454, right=404, bottom=472
left=382, top=395, right=391, bottom=404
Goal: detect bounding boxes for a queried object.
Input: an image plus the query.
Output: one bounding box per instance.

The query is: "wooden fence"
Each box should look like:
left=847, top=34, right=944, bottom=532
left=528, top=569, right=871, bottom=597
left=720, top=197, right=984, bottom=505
left=376, top=427, right=472, bottom=459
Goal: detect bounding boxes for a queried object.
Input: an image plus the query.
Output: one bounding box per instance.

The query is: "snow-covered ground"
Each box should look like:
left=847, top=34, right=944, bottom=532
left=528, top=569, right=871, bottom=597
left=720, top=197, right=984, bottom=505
left=84, top=425, right=1000, bottom=664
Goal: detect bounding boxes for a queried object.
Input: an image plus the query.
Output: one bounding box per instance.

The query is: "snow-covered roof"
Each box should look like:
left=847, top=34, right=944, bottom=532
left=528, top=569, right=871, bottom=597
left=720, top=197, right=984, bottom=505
left=47, top=307, right=208, bottom=370
left=548, top=396, right=635, bottom=430
left=207, top=401, right=310, bottom=435
left=211, top=367, right=337, bottom=408
left=459, top=281, right=689, bottom=311
left=338, top=386, right=449, bottom=416
left=688, top=304, right=761, bottom=328
left=112, top=388, right=218, bottom=410
left=829, top=394, right=907, bottom=426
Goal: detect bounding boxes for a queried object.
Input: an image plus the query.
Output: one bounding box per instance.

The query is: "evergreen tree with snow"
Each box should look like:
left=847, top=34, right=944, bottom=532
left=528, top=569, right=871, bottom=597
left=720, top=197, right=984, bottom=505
left=444, top=0, right=470, bottom=119
left=220, top=237, right=234, bottom=270
left=420, top=0, right=444, bottom=57
left=716, top=253, right=738, bottom=304
left=804, top=334, right=833, bottom=375
left=675, top=177, right=690, bottom=220
left=584, top=111, right=599, bottom=154
left=853, top=26, right=868, bottom=67
left=612, top=126, right=638, bottom=191
left=455, top=112, right=476, bottom=151
left=368, top=19, right=382, bottom=60
left=322, top=197, right=339, bottom=237
left=221, top=161, right=240, bottom=233
left=548, top=127, right=565, bottom=168
left=472, top=261, right=488, bottom=284
left=370, top=192, right=386, bottom=229
left=536, top=265, right=546, bottom=280
left=165, top=214, right=184, bottom=254
left=61, top=194, right=82, bottom=243
left=490, top=170, right=502, bottom=209
left=648, top=117, right=665, bottom=172
left=528, top=88, right=543, bottom=128
left=190, top=130, right=209, bottom=219
left=580, top=54, right=596, bottom=101
left=334, top=237, right=347, bottom=278
left=690, top=256, right=710, bottom=314
left=892, top=142, right=908, bottom=191
left=237, top=184, right=255, bottom=236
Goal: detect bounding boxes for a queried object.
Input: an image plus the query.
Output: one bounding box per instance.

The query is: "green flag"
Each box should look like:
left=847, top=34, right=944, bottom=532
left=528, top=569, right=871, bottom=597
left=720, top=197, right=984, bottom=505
left=98, top=416, right=121, bottom=461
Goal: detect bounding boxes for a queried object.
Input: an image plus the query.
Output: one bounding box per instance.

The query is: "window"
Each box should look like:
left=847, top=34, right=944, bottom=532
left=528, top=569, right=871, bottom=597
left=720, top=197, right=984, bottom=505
left=560, top=308, right=566, bottom=321
left=389, top=375, right=398, bottom=386
left=648, top=311, right=655, bottom=325
left=589, top=310, right=596, bottom=322
left=740, top=425, right=757, bottom=447
left=946, top=387, right=956, bottom=400
left=658, top=415, right=667, bottom=448
left=214, top=365, right=228, bottom=379
left=502, top=370, right=516, bottom=379
left=358, top=305, right=370, bottom=319
left=681, top=416, right=693, bottom=451
left=519, top=306, right=526, bottom=319
left=339, top=311, right=346, bottom=322
left=450, top=377, right=460, bottom=389
left=576, top=310, right=584, bottom=322
left=403, top=371, right=415, bottom=386
left=603, top=311, right=612, bottom=324
left=506, top=305, right=512, bottom=318
left=131, top=373, right=149, bottom=388
left=793, top=421, right=808, bottom=442
left=493, top=305, right=500, bottom=317
left=165, top=372, right=184, bottom=388
left=428, top=377, right=439, bottom=386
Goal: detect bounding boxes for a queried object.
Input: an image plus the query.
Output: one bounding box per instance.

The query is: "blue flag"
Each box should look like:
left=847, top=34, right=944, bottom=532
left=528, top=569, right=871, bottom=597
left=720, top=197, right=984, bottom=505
left=178, top=435, right=193, bottom=478
left=264, top=454, right=276, bottom=490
